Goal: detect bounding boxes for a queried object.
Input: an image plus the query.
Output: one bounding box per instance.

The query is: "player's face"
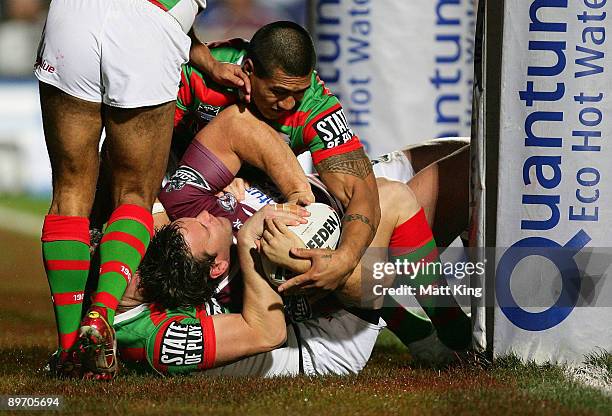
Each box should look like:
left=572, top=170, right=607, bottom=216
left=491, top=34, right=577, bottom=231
left=175, top=210, right=233, bottom=263
left=249, top=65, right=311, bottom=120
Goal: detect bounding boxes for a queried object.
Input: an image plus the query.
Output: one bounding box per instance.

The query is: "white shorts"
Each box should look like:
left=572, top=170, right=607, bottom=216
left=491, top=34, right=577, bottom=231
left=371, top=150, right=415, bottom=183
left=34, top=0, right=191, bottom=108
left=205, top=310, right=385, bottom=377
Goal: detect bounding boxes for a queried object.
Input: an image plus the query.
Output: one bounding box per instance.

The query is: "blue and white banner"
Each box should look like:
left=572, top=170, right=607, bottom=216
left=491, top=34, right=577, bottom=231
left=0, top=81, right=49, bottom=195
left=496, top=0, right=612, bottom=364
left=310, top=0, right=476, bottom=156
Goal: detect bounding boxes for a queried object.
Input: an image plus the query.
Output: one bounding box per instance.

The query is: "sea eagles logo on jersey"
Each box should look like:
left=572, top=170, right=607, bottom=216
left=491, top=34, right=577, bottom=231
left=313, top=108, right=354, bottom=149
left=158, top=320, right=204, bottom=366
left=165, top=166, right=212, bottom=192
left=217, top=192, right=237, bottom=212
left=196, top=103, right=221, bottom=122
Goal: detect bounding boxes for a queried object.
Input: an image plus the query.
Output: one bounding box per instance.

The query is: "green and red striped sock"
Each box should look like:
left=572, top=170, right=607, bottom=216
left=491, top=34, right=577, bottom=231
left=387, top=209, right=471, bottom=350
left=92, top=204, right=153, bottom=325
left=42, top=215, right=91, bottom=351
left=379, top=296, right=434, bottom=346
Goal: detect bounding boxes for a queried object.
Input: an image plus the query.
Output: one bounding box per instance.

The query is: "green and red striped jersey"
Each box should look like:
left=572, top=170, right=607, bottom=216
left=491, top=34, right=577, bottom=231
left=174, top=39, right=363, bottom=165
left=115, top=299, right=224, bottom=375
left=147, top=0, right=206, bottom=12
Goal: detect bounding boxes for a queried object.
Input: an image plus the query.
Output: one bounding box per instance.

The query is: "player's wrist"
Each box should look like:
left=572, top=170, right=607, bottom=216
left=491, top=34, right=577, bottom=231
left=335, top=247, right=360, bottom=272
left=236, top=232, right=256, bottom=249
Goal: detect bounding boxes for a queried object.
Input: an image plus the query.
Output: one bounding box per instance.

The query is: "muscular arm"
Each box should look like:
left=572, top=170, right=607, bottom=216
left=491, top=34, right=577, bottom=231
left=211, top=241, right=286, bottom=366
left=188, top=32, right=251, bottom=101
left=195, top=105, right=314, bottom=204
left=316, top=148, right=381, bottom=268
left=277, top=148, right=381, bottom=294
left=210, top=206, right=302, bottom=366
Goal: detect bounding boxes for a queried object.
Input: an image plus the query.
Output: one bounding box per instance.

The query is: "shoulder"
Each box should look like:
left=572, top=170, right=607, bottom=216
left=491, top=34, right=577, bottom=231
left=300, top=72, right=343, bottom=124
left=207, top=38, right=249, bottom=64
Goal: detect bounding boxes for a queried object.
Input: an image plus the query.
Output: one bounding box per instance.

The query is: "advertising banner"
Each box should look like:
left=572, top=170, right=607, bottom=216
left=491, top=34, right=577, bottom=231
left=0, top=81, right=49, bottom=195
left=310, top=0, right=476, bottom=156
left=495, top=0, right=612, bottom=364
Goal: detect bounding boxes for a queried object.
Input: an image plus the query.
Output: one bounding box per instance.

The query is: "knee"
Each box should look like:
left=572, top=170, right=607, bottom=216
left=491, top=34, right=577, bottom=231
left=376, top=178, right=420, bottom=219
left=112, top=181, right=158, bottom=209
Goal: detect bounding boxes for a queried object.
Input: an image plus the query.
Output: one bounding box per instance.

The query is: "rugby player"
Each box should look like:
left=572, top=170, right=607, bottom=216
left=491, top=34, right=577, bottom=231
left=156, top=122, right=471, bottom=351
left=35, top=0, right=257, bottom=379
left=78, top=128, right=470, bottom=377
left=112, top=149, right=468, bottom=375
left=168, top=21, right=382, bottom=301
left=164, top=20, right=471, bottom=358
left=115, top=203, right=318, bottom=376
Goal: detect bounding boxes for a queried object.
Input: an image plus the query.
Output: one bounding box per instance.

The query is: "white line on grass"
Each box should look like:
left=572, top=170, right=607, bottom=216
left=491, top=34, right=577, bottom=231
left=565, top=364, right=612, bottom=396
left=0, top=206, right=43, bottom=238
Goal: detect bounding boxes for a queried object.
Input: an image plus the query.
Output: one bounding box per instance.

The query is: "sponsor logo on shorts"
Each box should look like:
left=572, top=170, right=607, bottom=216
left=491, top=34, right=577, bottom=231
left=217, top=192, right=237, bottom=212
left=306, top=214, right=340, bottom=249
left=159, top=321, right=204, bottom=366
left=196, top=103, right=221, bottom=122
left=166, top=166, right=212, bottom=192
left=313, top=108, right=354, bottom=149
left=371, top=153, right=392, bottom=166
left=34, top=58, right=56, bottom=74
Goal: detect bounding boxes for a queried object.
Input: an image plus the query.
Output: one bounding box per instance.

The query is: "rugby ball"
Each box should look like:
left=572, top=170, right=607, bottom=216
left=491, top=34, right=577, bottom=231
left=262, top=203, right=341, bottom=287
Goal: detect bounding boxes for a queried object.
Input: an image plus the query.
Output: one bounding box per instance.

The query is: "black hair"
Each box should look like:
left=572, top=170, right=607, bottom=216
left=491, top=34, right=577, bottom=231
left=248, top=21, right=316, bottom=78
left=138, top=223, right=215, bottom=310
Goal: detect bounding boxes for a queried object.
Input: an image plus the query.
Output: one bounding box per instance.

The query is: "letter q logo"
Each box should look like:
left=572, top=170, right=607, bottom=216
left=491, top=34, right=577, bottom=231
left=495, top=230, right=590, bottom=331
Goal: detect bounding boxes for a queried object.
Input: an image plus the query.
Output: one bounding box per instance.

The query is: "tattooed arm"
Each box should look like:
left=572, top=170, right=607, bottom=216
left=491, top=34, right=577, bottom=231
left=278, top=148, right=381, bottom=294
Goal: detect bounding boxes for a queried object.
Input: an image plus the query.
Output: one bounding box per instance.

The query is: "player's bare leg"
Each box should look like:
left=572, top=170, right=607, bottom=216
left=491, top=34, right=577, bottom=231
left=407, top=146, right=469, bottom=247
left=39, top=83, right=103, bottom=377
left=80, top=101, right=175, bottom=379
left=339, top=177, right=471, bottom=352
left=41, top=84, right=102, bottom=216
left=335, top=179, right=434, bottom=346
left=338, top=178, right=419, bottom=305
left=104, top=103, right=175, bottom=209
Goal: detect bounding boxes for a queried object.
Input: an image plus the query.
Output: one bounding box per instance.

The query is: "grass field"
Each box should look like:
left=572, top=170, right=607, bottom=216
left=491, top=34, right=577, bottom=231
left=0, top=196, right=610, bottom=415
left=0, top=193, right=50, bottom=215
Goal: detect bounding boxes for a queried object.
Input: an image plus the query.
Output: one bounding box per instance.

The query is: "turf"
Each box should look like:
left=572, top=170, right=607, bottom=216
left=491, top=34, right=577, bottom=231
left=0, top=209, right=610, bottom=415
left=0, top=193, right=50, bottom=216
left=1, top=343, right=610, bottom=415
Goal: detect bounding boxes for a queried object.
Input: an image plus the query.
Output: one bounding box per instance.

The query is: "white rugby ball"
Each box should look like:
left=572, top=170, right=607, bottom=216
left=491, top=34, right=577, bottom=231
left=262, top=203, right=341, bottom=287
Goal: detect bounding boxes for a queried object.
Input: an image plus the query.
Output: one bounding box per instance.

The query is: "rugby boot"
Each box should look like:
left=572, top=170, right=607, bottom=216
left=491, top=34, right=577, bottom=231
left=46, top=347, right=83, bottom=378
left=407, top=331, right=457, bottom=366
left=78, top=306, right=118, bottom=380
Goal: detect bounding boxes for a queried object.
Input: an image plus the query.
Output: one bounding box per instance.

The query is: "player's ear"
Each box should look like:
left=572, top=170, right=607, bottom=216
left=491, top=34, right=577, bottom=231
left=243, top=59, right=254, bottom=77
left=209, top=258, right=229, bottom=280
